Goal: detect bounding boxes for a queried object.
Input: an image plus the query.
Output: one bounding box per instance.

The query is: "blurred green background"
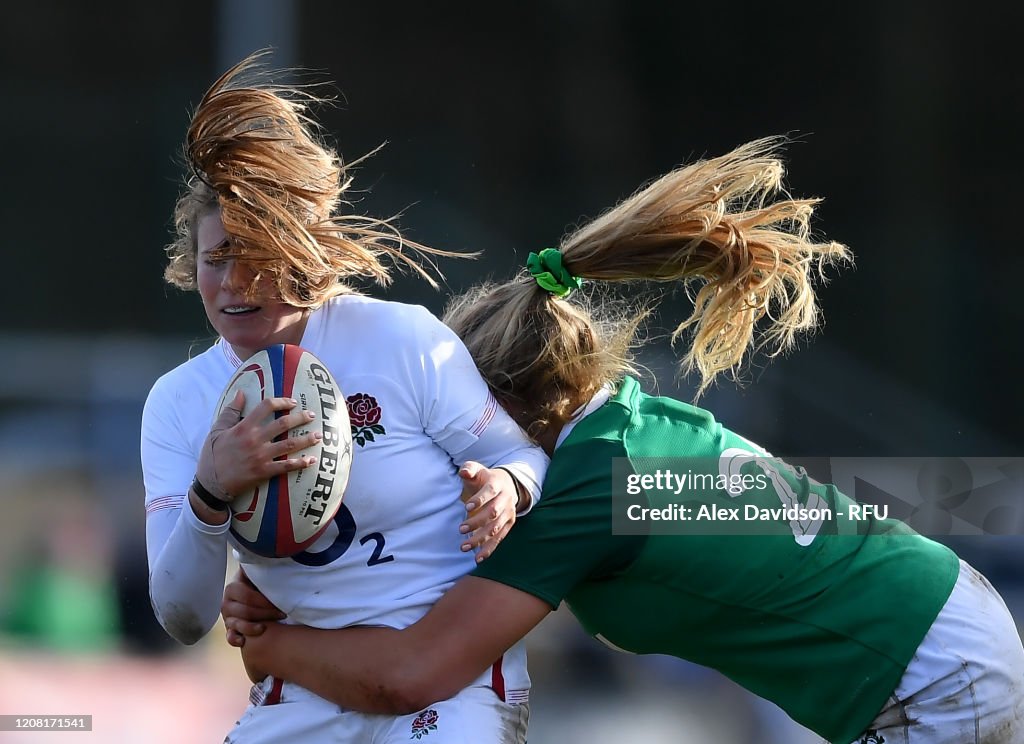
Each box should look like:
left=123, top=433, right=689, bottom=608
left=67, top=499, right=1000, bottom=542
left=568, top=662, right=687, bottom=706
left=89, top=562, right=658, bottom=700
left=1, top=1, right=1021, bottom=742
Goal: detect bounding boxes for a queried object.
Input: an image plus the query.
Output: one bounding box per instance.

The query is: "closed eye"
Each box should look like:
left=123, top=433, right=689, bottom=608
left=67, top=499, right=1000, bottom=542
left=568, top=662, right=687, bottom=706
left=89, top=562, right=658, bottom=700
left=200, top=238, right=232, bottom=267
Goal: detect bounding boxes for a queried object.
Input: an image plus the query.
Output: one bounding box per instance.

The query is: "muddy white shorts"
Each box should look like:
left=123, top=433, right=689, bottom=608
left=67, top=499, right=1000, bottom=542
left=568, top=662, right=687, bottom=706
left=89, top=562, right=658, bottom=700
left=842, top=559, right=1024, bottom=744
left=223, top=662, right=529, bottom=744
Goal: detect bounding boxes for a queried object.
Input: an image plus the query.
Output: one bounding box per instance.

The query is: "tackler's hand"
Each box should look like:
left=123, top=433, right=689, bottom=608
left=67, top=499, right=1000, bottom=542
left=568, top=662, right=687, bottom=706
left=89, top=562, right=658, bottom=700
left=221, top=567, right=286, bottom=648
left=238, top=620, right=282, bottom=684
left=458, top=461, right=524, bottom=563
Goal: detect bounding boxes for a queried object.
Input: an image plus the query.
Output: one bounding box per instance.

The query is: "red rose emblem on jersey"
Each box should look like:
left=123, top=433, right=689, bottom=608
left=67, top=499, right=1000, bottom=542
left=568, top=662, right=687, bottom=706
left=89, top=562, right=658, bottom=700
left=347, top=393, right=381, bottom=426
left=347, top=393, right=386, bottom=447
left=410, top=708, right=439, bottom=739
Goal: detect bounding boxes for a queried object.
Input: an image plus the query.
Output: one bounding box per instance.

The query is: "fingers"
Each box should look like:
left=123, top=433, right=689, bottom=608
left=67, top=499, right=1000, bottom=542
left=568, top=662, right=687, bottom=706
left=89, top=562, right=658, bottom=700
left=459, top=468, right=480, bottom=510
left=227, top=451, right=316, bottom=486
left=222, top=595, right=286, bottom=623
left=251, top=396, right=305, bottom=417
left=222, top=585, right=278, bottom=641
left=254, top=401, right=324, bottom=458
left=461, top=505, right=515, bottom=553
left=222, top=575, right=286, bottom=623
left=461, top=465, right=502, bottom=513
left=459, top=464, right=518, bottom=556
left=270, top=406, right=317, bottom=437
left=223, top=615, right=268, bottom=638
left=472, top=520, right=515, bottom=563
left=263, top=454, right=319, bottom=478
left=268, top=431, right=323, bottom=460
left=225, top=396, right=305, bottom=435
left=460, top=500, right=509, bottom=534
left=209, top=396, right=321, bottom=486
left=227, top=389, right=245, bottom=414
left=212, top=390, right=246, bottom=431
left=222, top=584, right=271, bottom=648
left=458, top=461, right=485, bottom=489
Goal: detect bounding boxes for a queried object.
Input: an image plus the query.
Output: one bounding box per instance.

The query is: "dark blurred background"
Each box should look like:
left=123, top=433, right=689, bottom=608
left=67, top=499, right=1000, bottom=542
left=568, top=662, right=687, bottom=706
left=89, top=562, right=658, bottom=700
left=0, top=2, right=1021, bottom=742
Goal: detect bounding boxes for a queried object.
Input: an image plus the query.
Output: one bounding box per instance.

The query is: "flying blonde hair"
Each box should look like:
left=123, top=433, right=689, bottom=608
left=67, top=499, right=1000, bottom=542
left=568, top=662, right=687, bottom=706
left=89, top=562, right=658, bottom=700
left=445, top=137, right=851, bottom=436
left=164, top=50, right=464, bottom=306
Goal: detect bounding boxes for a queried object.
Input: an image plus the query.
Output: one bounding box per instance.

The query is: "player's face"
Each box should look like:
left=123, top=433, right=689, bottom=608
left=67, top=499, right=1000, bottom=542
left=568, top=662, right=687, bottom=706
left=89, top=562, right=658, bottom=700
left=196, top=209, right=308, bottom=361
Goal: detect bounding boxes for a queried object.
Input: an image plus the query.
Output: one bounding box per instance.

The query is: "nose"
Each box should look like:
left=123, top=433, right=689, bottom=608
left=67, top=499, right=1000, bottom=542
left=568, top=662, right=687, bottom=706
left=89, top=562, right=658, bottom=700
left=221, top=259, right=257, bottom=292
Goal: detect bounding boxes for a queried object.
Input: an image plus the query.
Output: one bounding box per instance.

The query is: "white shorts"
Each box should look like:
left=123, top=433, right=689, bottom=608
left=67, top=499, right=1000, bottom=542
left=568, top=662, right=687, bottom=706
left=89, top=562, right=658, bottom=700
left=223, top=664, right=529, bottom=744
left=842, top=559, right=1024, bottom=744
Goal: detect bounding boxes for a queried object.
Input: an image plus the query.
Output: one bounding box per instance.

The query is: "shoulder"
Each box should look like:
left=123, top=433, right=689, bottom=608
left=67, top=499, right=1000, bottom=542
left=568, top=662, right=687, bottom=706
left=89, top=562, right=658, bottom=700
left=321, top=295, right=443, bottom=329
left=545, top=437, right=624, bottom=503
left=612, top=377, right=717, bottom=429
left=605, top=376, right=728, bottom=456
left=317, top=296, right=452, bottom=346
left=637, top=394, right=720, bottom=435
left=144, top=342, right=223, bottom=411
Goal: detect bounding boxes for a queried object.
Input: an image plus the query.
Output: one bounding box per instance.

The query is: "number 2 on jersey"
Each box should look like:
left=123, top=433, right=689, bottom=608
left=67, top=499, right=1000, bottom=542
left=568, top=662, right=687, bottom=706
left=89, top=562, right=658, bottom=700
left=292, top=506, right=394, bottom=566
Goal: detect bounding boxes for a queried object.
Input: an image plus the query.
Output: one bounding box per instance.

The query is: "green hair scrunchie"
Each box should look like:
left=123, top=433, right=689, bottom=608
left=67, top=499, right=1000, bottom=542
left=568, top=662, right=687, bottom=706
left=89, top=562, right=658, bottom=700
left=526, top=248, right=582, bottom=298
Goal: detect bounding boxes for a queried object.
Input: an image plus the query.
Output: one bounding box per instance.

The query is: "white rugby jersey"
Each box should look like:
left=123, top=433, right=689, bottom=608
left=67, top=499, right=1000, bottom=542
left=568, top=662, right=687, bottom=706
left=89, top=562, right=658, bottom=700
left=143, top=296, right=545, bottom=693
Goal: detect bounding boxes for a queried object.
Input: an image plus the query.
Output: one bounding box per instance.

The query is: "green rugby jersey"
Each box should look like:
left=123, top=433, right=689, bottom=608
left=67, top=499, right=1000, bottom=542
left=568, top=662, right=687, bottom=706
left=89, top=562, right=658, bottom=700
left=473, top=376, right=959, bottom=743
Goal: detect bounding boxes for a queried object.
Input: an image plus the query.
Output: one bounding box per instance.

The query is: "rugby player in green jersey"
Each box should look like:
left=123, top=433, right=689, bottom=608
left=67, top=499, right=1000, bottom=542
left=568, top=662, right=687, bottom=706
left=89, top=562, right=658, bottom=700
left=222, top=138, right=1024, bottom=743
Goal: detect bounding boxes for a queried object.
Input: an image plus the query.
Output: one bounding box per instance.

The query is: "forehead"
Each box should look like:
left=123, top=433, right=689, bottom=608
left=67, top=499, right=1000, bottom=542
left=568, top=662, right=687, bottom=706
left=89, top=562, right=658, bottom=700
left=197, top=209, right=228, bottom=254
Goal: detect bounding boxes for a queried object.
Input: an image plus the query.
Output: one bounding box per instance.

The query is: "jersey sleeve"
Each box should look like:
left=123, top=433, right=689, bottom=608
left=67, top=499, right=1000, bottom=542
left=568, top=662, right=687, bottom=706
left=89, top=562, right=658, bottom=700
left=406, top=305, right=548, bottom=508
left=472, top=438, right=644, bottom=608
left=141, top=375, right=197, bottom=505
left=141, top=375, right=230, bottom=645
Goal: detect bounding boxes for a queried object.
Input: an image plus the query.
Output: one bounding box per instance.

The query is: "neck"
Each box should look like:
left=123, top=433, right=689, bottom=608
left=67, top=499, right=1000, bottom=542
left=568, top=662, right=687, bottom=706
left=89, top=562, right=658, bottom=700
left=542, top=387, right=601, bottom=455
left=229, top=309, right=311, bottom=362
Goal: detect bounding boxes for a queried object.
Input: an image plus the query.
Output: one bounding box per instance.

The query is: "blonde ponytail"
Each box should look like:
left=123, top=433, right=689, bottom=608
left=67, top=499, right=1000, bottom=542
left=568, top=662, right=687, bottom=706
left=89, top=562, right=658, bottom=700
left=446, top=137, right=850, bottom=436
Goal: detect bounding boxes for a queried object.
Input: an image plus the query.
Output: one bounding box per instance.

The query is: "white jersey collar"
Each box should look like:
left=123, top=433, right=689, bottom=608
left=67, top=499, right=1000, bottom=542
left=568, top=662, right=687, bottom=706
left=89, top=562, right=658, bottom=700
left=553, top=385, right=613, bottom=452
left=216, top=302, right=327, bottom=370
left=219, top=338, right=243, bottom=368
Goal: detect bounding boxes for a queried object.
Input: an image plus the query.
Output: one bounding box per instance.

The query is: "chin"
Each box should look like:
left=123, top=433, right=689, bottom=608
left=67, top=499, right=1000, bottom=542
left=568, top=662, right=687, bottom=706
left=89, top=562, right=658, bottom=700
left=218, top=331, right=265, bottom=354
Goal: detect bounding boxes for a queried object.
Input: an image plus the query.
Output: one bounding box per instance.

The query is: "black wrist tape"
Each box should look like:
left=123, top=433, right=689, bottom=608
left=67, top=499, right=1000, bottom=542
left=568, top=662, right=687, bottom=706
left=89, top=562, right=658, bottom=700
left=191, top=476, right=229, bottom=512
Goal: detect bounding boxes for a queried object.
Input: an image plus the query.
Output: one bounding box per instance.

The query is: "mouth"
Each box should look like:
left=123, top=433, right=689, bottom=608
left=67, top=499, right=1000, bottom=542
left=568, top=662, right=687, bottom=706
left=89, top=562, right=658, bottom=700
left=221, top=305, right=262, bottom=316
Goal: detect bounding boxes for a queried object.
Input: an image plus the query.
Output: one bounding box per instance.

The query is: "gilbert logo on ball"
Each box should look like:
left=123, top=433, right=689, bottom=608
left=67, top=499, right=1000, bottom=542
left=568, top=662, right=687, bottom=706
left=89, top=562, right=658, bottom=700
left=214, top=344, right=352, bottom=558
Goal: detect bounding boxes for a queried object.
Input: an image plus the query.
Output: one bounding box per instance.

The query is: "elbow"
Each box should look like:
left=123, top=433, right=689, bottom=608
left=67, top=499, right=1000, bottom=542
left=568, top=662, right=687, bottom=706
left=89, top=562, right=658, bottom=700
left=151, top=596, right=212, bottom=646
left=147, top=569, right=219, bottom=646
left=170, top=625, right=206, bottom=647
left=391, top=686, right=436, bottom=716
left=371, top=663, right=445, bottom=715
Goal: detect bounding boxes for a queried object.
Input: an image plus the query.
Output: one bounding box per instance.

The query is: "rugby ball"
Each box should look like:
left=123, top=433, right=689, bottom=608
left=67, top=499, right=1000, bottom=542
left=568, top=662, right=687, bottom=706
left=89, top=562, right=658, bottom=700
left=213, top=344, right=352, bottom=558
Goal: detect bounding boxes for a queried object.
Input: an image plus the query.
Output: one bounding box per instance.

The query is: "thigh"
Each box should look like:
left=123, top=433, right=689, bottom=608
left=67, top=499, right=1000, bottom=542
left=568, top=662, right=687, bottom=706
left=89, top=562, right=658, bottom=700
left=372, top=685, right=529, bottom=744
left=849, top=560, right=1024, bottom=744
left=223, top=678, right=366, bottom=744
